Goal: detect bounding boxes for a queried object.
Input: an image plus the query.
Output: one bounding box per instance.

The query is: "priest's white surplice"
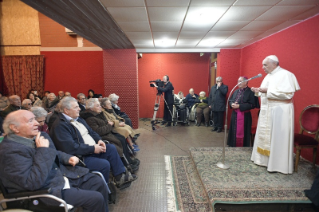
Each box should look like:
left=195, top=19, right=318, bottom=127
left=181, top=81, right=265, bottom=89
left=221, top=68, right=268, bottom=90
left=251, top=66, right=300, bottom=174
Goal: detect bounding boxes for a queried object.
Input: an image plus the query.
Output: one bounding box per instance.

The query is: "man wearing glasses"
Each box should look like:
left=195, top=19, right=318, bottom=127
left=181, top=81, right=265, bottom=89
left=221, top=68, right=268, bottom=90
left=77, top=93, right=87, bottom=112
left=208, top=77, right=228, bottom=133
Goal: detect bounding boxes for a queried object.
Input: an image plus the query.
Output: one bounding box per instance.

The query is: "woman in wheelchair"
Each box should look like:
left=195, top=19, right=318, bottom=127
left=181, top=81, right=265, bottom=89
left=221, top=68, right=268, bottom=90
left=195, top=91, right=210, bottom=127
left=173, top=92, right=188, bottom=125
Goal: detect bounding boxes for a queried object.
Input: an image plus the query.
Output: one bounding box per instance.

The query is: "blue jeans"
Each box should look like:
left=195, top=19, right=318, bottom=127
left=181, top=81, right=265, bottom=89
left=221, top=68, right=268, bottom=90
left=84, top=144, right=125, bottom=183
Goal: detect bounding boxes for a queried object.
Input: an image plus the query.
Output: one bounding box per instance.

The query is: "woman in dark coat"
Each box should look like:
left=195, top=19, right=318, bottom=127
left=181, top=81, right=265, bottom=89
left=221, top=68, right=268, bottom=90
left=80, top=98, right=139, bottom=171
left=227, top=76, right=260, bottom=147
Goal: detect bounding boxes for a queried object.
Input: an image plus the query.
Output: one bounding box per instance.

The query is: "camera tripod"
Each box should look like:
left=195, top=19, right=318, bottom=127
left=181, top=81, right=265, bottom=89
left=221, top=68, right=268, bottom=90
left=151, top=93, right=173, bottom=130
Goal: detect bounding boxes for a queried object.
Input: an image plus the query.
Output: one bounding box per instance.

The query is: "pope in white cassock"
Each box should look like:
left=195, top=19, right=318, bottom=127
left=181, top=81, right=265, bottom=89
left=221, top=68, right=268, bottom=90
left=251, top=55, right=300, bottom=174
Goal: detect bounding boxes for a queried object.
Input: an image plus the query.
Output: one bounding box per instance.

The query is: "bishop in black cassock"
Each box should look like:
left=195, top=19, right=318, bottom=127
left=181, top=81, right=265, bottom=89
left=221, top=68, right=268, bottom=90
left=227, top=77, right=260, bottom=147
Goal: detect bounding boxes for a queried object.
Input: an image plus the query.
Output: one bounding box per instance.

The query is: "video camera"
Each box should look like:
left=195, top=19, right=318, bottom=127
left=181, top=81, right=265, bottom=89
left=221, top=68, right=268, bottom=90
left=149, top=79, right=164, bottom=88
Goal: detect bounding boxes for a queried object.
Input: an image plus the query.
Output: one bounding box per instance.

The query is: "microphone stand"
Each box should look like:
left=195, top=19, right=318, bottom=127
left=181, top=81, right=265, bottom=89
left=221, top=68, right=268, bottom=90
left=216, top=81, right=245, bottom=170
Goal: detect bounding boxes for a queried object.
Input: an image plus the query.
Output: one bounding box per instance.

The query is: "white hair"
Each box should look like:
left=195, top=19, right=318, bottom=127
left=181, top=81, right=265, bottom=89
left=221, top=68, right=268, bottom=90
left=31, top=107, right=48, bottom=118
left=60, top=97, right=77, bottom=110
left=266, top=55, right=279, bottom=65
left=109, top=93, right=119, bottom=102
left=86, top=98, right=99, bottom=109
left=216, top=76, right=223, bottom=81
left=2, top=113, right=20, bottom=135
left=189, top=88, right=194, bottom=92
left=199, top=91, right=206, bottom=96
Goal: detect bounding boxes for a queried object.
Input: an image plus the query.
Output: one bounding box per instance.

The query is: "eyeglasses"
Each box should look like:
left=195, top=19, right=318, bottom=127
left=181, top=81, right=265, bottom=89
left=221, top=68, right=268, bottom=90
left=27, top=103, right=32, bottom=105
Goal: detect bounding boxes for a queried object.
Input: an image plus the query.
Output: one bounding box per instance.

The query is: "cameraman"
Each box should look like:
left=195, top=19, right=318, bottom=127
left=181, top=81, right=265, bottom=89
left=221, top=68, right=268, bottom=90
left=153, top=75, right=174, bottom=127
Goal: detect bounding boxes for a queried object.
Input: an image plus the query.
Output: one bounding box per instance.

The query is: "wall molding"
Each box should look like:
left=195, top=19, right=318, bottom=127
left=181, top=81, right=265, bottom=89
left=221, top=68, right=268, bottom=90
left=40, top=47, right=102, bottom=52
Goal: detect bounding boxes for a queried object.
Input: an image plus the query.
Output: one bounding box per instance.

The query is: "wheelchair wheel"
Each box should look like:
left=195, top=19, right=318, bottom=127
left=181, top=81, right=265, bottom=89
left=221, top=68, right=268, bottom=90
left=209, top=120, right=214, bottom=127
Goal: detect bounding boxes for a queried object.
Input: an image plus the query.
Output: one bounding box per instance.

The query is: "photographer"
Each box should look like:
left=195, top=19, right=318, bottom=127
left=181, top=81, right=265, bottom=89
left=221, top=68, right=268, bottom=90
left=152, top=75, right=174, bottom=127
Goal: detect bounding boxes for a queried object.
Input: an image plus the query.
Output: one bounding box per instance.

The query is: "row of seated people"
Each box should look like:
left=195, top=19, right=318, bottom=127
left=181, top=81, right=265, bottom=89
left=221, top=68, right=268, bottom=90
left=174, top=89, right=211, bottom=127
left=0, top=92, right=140, bottom=211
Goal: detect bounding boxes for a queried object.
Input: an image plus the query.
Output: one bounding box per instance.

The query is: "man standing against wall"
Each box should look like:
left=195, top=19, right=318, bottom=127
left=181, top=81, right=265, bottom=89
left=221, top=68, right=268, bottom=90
left=153, top=75, right=174, bottom=127
left=208, top=77, right=228, bottom=133
left=251, top=55, right=300, bottom=174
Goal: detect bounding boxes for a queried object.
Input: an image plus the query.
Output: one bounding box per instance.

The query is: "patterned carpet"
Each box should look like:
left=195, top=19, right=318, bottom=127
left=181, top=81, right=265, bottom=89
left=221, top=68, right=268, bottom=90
left=190, top=147, right=316, bottom=208
left=165, top=155, right=212, bottom=212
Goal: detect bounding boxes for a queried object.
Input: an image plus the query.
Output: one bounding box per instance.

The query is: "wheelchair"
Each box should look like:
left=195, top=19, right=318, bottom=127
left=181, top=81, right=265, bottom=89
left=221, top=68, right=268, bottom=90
left=0, top=171, right=110, bottom=212
left=190, top=103, right=214, bottom=126
left=172, top=102, right=190, bottom=126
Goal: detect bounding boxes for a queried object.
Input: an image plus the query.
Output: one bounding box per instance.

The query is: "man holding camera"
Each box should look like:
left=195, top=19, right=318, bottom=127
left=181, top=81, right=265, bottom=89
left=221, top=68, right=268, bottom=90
left=153, top=75, right=174, bottom=127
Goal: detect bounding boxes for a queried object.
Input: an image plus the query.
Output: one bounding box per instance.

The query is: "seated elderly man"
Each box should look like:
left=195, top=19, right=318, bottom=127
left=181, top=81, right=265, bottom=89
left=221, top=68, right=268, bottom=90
left=50, top=97, right=136, bottom=189
left=58, top=91, right=65, bottom=100
left=185, top=88, right=199, bottom=110
left=0, top=95, right=25, bottom=119
left=22, top=99, right=32, bottom=110
left=0, top=110, right=109, bottom=212
left=77, top=93, right=87, bottom=112
left=80, top=98, right=140, bottom=173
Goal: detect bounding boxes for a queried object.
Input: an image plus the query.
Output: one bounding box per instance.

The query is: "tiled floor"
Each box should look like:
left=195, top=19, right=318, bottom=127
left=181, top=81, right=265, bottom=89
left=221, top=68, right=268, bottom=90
left=109, top=119, right=224, bottom=212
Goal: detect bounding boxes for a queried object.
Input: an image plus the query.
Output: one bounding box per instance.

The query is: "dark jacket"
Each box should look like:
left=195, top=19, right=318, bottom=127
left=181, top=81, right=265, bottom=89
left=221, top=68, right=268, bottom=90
left=157, top=81, right=174, bottom=105
left=80, top=109, right=124, bottom=156
left=78, top=102, right=86, bottom=112
left=0, top=132, right=89, bottom=201
left=185, top=93, right=198, bottom=109
left=45, top=98, right=60, bottom=113
left=208, top=84, right=228, bottom=111
left=0, top=104, right=26, bottom=119
left=50, top=113, right=100, bottom=157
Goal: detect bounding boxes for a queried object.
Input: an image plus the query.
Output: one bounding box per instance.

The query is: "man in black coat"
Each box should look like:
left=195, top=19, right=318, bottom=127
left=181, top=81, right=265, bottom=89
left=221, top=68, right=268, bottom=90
left=0, top=110, right=109, bottom=212
left=208, top=76, right=228, bottom=132
left=153, top=75, right=174, bottom=127
left=0, top=95, right=26, bottom=119
left=49, top=97, right=136, bottom=189
left=227, top=77, right=259, bottom=147
left=77, top=92, right=87, bottom=112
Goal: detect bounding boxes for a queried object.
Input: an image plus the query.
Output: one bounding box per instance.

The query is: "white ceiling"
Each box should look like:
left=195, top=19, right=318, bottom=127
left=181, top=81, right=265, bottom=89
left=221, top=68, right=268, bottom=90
left=100, top=0, right=319, bottom=52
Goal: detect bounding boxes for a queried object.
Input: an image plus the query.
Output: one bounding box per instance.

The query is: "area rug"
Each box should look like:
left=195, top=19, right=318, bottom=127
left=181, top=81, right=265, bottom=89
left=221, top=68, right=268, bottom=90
left=190, top=147, right=315, bottom=211
left=165, top=155, right=212, bottom=212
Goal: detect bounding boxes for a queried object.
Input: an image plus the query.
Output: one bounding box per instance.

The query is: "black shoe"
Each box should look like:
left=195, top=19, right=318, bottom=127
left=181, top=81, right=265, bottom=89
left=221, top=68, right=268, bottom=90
left=128, top=164, right=139, bottom=174
left=211, top=127, right=218, bottom=132
left=130, top=158, right=140, bottom=166
left=165, top=123, right=171, bottom=127
left=196, top=123, right=200, bottom=127
left=205, top=122, right=209, bottom=127
left=217, top=128, right=222, bottom=133
left=161, top=121, right=167, bottom=125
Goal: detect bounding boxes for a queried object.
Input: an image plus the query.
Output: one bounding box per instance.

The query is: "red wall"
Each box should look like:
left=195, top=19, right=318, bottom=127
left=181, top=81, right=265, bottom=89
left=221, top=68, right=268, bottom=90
left=103, top=49, right=139, bottom=129
left=41, top=51, right=104, bottom=97
left=217, top=49, right=243, bottom=126
left=138, top=53, right=210, bottom=118
left=219, top=14, right=319, bottom=164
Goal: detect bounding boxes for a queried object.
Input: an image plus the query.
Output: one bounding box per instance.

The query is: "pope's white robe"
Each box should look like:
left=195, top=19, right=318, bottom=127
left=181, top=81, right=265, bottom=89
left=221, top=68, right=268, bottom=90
left=251, top=66, right=300, bottom=174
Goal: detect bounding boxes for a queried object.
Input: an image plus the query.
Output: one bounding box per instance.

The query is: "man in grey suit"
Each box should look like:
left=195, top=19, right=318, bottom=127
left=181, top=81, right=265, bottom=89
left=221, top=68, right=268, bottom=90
left=208, top=76, right=228, bottom=133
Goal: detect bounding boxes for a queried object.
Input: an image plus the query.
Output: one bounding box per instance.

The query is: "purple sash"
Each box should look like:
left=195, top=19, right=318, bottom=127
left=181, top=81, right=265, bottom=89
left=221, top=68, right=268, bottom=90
left=235, top=109, right=248, bottom=147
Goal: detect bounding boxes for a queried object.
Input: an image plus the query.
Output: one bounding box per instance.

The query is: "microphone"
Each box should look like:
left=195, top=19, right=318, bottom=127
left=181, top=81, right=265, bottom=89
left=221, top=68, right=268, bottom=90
left=246, top=73, right=262, bottom=82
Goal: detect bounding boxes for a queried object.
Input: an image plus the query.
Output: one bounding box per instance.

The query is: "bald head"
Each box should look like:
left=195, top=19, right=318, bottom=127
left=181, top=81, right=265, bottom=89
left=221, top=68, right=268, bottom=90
left=3, top=110, right=39, bottom=138
left=9, top=95, right=21, bottom=107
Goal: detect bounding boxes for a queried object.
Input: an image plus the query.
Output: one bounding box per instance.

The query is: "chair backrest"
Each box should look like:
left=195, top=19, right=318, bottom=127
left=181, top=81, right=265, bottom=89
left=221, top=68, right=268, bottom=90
left=299, top=104, right=319, bottom=135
